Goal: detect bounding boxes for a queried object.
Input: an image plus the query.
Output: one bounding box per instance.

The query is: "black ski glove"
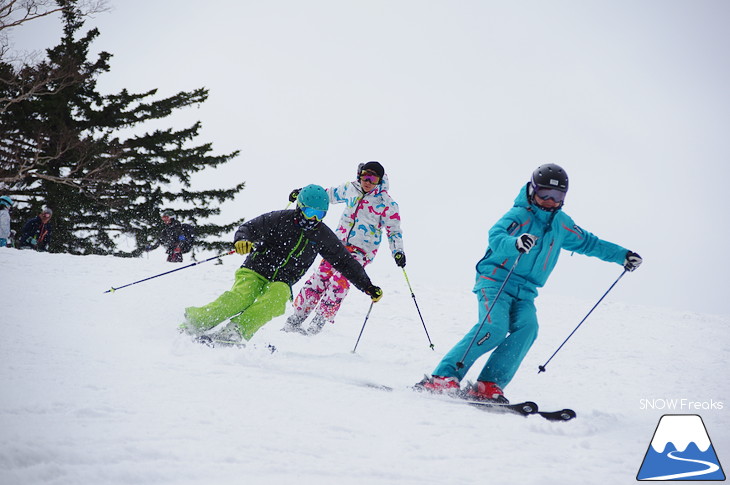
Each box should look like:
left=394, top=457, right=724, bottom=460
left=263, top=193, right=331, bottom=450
left=516, top=233, right=538, bottom=254
left=289, top=188, right=301, bottom=203
left=624, top=251, right=642, bottom=272
left=394, top=251, right=406, bottom=268
left=365, top=285, right=383, bottom=302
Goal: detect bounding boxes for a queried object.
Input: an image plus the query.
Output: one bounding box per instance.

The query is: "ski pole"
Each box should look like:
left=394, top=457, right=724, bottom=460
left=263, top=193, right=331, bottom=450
left=352, top=301, right=375, bottom=353
left=456, top=253, right=522, bottom=369
left=402, top=268, right=435, bottom=350
left=538, top=269, right=628, bottom=374
left=104, top=250, right=236, bottom=293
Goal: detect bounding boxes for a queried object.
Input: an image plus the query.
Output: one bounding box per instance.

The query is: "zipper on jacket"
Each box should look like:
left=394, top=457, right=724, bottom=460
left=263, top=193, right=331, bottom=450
left=542, top=240, right=555, bottom=271
left=272, top=231, right=307, bottom=281
left=346, top=194, right=365, bottom=243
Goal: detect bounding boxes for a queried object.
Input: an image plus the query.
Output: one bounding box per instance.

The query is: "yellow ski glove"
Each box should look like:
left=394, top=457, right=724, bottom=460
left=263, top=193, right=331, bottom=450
left=366, top=285, right=383, bottom=302
left=234, top=240, right=253, bottom=255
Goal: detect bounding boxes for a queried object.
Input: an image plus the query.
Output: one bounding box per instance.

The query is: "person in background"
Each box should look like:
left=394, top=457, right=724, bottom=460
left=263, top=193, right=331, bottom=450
left=18, top=207, right=53, bottom=251
left=147, top=211, right=195, bottom=262
left=0, top=196, right=13, bottom=247
left=284, top=161, right=405, bottom=335
left=416, top=164, right=642, bottom=403
left=180, top=184, right=383, bottom=346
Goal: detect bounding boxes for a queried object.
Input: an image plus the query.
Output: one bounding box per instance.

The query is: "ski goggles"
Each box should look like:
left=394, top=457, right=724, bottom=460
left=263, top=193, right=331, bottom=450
left=359, top=172, right=381, bottom=185
left=534, top=186, right=566, bottom=203
left=299, top=205, right=326, bottom=221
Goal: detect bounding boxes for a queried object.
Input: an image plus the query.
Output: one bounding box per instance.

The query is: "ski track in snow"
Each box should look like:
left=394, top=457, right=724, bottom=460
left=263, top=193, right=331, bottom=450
left=1, top=249, right=728, bottom=485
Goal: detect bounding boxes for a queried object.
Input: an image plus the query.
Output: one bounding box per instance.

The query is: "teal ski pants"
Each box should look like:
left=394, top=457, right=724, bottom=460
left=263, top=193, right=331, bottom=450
left=432, top=288, right=539, bottom=388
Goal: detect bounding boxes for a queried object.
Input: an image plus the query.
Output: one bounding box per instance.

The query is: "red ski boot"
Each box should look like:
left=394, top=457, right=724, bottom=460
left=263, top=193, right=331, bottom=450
left=414, top=375, right=460, bottom=394
left=466, top=381, right=509, bottom=404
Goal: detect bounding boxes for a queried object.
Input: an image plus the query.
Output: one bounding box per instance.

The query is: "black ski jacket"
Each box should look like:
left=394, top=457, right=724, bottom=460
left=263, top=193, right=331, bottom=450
left=19, top=216, right=52, bottom=251
left=234, top=210, right=373, bottom=291
left=150, top=218, right=194, bottom=254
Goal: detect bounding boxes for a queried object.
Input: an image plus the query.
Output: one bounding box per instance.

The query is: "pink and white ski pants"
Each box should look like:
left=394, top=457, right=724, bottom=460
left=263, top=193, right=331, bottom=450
left=292, top=246, right=370, bottom=324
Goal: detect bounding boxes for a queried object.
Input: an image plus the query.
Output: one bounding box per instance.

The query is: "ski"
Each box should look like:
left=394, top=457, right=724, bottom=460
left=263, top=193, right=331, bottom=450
left=194, top=334, right=245, bottom=348
left=455, top=397, right=575, bottom=421
left=192, top=335, right=277, bottom=353
left=464, top=399, right=538, bottom=417
left=467, top=399, right=576, bottom=421
left=538, top=409, right=577, bottom=422
left=356, top=382, right=576, bottom=421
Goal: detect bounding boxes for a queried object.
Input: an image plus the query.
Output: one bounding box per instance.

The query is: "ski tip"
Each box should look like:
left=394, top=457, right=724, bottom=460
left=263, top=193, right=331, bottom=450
left=559, top=409, right=577, bottom=420
left=538, top=408, right=577, bottom=421
left=521, top=401, right=539, bottom=414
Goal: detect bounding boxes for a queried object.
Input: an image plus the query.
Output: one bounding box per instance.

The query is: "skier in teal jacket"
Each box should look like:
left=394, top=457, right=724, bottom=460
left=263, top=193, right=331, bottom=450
left=417, top=164, right=643, bottom=402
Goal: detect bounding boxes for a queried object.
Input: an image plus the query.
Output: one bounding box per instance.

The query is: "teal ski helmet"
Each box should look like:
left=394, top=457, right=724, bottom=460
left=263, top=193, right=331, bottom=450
left=0, top=195, right=13, bottom=208
left=296, top=184, right=329, bottom=224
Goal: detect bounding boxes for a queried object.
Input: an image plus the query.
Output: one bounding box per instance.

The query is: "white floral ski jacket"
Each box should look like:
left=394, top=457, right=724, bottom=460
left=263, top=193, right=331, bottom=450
left=327, top=174, right=404, bottom=262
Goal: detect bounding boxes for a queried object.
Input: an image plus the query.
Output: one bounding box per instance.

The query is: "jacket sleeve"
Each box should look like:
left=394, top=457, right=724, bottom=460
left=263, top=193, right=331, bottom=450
left=383, top=195, right=404, bottom=256
left=19, top=218, right=36, bottom=245
left=487, top=208, right=526, bottom=258
left=0, top=210, right=10, bottom=239
left=327, top=181, right=356, bottom=205
left=234, top=211, right=279, bottom=243
left=178, top=226, right=194, bottom=252
left=315, top=226, right=373, bottom=292
left=558, top=215, right=627, bottom=265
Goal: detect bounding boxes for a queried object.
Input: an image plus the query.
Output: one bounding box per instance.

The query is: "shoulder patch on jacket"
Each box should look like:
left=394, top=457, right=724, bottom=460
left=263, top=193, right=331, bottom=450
left=562, top=223, right=585, bottom=238
left=507, top=219, right=530, bottom=235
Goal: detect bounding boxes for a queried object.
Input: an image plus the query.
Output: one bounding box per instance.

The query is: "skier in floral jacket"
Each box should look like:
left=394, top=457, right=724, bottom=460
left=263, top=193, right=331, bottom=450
left=284, top=161, right=405, bottom=335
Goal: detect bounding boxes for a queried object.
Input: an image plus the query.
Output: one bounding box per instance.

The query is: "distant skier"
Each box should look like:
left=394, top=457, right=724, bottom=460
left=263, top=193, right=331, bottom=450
left=147, top=211, right=195, bottom=262
left=0, top=195, right=13, bottom=247
left=18, top=207, right=53, bottom=252
left=284, top=161, right=405, bottom=335
left=416, top=164, right=642, bottom=403
left=180, top=184, right=383, bottom=345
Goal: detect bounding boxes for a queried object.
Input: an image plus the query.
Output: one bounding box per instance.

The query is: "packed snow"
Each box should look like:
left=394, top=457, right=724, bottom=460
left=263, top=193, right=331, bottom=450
left=1, top=247, right=728, bottom=484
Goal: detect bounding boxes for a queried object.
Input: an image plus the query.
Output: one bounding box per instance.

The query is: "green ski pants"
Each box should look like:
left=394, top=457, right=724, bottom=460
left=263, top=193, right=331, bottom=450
left=184, top=267, right=291, bottom=340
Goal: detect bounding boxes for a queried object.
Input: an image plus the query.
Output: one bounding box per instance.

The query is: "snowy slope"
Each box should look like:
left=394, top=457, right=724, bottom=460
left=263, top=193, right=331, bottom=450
left=1, top=248, right=728, bottom=485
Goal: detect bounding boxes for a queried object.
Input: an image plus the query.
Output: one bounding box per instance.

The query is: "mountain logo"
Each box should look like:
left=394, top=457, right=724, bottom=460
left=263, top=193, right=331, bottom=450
left=637, top=414, right=725, bottom=481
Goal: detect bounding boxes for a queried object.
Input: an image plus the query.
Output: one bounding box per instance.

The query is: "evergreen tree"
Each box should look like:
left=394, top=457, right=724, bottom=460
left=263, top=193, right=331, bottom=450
left=0, top=0, right=244, bottom=256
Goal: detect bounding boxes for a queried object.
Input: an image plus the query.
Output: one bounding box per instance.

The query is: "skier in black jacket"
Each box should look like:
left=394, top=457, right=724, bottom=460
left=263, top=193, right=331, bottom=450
left=148, top=212, right=195, bottom=262
left=18, top=208, right=53, bottom=251
left=181, top=184, right=383, bottom=344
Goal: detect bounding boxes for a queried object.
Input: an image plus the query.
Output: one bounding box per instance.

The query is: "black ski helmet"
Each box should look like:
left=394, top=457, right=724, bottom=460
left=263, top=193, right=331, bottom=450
left=531, top=164, right=568, bottom=192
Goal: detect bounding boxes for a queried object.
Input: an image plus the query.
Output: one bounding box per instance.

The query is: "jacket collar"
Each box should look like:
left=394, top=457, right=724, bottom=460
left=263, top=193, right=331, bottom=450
left=514, top=183, right=561, bottom=223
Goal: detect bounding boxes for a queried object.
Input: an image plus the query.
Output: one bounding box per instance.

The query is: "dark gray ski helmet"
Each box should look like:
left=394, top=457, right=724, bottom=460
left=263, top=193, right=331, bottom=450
left=531, top=164, right=568, bottom=192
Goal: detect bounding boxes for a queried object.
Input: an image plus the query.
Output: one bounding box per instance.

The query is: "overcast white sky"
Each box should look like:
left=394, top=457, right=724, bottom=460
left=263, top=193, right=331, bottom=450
left=11, top=1, right=730, bottom=315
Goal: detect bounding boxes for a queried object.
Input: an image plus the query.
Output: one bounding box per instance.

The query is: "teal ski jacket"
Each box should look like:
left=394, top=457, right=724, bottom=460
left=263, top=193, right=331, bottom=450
left=474, top=184, right=628, bottom=298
